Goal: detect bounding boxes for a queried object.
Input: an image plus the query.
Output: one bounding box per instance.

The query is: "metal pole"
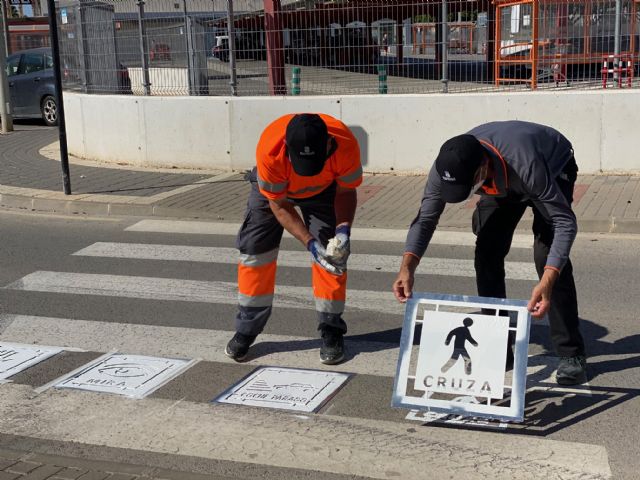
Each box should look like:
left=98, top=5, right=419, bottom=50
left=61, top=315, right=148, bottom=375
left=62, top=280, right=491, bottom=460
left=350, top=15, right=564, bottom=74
left=136, top=0, right=151, bottom=96
left=0, top=0, right=14, bottom=133
left=613, top=0, right=622, bottom=86
left=264, top=0, right=286, bottom=95
left=226, top=0, right=237, bottom=96
left=441, top=0, right=449, bottom=93
left=182, top=0, right=195, bottom=95
left=46, top=0, right=72, bottom=194
left=1, top=0, right=9, bottom=56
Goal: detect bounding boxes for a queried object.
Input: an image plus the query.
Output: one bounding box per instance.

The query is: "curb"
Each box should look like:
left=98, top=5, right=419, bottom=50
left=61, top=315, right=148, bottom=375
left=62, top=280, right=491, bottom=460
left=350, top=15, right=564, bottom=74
left=0, top=447, right=216, bottom=480
left=2, top=191, right=640, bottom=234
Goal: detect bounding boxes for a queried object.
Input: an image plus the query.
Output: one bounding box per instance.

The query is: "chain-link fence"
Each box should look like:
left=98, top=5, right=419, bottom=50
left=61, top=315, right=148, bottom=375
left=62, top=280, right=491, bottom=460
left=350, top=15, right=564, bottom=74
left=55, top=0, right=640, bottom=96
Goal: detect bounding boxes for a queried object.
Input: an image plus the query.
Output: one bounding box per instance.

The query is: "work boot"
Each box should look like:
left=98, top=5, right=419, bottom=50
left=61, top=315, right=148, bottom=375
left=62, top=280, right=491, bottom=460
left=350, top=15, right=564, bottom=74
left=556, top=355, right=588, bottom=385
left=320, top=326, right=345, bottom=365
left=225, top=332, right=257, bottom=362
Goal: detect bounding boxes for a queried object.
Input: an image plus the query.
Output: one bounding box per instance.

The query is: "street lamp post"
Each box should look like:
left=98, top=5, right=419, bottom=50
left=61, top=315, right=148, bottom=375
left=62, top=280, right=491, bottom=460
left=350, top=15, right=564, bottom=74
left=46, top=0, right=72, bottom=194
left=0, top=0, right=14, bottom=133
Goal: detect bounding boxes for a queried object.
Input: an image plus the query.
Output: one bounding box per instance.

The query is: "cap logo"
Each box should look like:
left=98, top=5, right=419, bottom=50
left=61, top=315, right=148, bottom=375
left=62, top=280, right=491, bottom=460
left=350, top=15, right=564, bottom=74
left=300, top=146, right=315, bottom=156
left=442, top=170, right=456, bottom=182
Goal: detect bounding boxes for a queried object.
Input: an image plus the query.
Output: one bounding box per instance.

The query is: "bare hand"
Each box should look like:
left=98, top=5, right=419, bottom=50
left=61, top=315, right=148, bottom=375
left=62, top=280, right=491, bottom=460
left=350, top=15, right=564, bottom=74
left=393, top=269, right=414, bottom=303
left=527, top=281, right=552, bottom=318
left=527, top=268, right=559, bottom=319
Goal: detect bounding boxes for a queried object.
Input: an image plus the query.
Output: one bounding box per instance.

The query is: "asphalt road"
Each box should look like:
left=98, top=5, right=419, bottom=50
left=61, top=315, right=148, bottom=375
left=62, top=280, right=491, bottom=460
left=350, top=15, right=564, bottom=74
left=0, top=209, right=638, bottom=479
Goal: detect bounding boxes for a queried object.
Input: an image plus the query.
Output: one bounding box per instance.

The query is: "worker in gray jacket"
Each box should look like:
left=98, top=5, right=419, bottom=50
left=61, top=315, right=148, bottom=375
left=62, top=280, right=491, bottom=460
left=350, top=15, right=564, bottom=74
left=393, top=120, right=587, bottom=385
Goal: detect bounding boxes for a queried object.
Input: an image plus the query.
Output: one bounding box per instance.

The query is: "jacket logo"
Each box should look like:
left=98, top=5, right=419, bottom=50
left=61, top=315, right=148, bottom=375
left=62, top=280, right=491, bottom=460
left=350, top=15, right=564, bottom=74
left=442, top=170, right=456, bottom=182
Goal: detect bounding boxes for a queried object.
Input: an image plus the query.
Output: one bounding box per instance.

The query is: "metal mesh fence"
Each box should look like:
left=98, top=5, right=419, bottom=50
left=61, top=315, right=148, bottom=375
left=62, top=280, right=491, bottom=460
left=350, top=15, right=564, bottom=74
left=54, top=0, right=640, bottom=96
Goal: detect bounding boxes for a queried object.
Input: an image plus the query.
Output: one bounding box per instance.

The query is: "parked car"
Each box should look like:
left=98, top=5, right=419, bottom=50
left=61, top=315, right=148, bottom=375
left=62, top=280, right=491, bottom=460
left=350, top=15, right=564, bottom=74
left=5, top=48, right=133, bottom=126
left=5, top=47, right=57, bottom=126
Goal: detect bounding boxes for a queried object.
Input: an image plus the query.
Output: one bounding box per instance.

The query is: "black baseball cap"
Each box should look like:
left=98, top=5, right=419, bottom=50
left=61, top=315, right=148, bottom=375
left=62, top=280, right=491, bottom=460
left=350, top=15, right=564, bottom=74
left=285, top=114, right=330, bottom=176
left=434, top=134, right=485, bottom=203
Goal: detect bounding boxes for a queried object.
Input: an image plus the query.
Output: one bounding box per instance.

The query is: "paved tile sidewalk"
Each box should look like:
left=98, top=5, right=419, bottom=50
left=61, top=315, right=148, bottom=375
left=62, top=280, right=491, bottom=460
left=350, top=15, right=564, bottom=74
left=0, top=448, right=226, bottom=480
left=1, top=124, right=639, bottom=233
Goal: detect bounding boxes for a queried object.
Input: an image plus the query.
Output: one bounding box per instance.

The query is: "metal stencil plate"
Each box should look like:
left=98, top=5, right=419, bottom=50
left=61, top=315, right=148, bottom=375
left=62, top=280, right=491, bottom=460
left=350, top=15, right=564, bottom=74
left=214, top=366, right=351, bottom=413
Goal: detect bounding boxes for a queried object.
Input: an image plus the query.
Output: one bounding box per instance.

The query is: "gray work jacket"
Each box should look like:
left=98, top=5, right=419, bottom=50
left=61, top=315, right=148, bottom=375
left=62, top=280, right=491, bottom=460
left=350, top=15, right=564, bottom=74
left=404, top=121, right=577, bottom=271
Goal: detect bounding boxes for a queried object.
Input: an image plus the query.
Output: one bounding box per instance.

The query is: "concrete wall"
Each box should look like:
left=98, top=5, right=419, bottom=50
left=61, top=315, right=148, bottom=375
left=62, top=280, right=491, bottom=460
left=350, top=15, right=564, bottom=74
left=64, top=89, right=640, bottom=174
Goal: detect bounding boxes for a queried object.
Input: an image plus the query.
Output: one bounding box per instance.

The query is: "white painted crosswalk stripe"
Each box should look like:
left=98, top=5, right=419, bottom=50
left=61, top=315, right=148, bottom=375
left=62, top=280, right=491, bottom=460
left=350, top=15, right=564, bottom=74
left=0, top=315, right=559, bottom=383
left=5, top=271, right=404, bottom=314
left=125, top=219, right=535, bottom=249
left=73, top=242, right=539, bottom=280
left=0, top=315, right=400, bottom=378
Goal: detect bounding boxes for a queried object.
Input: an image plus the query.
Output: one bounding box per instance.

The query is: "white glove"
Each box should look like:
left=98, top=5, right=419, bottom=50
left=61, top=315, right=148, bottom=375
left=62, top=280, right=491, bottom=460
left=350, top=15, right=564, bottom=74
left=307, top=239, right=343, bottom=275
left=326, top=224, right=351, bottom=267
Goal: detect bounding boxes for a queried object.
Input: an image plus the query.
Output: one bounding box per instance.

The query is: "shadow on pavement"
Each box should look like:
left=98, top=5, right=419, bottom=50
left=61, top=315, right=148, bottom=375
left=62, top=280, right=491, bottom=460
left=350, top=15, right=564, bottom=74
left=406, top=317, right=640, bottom=435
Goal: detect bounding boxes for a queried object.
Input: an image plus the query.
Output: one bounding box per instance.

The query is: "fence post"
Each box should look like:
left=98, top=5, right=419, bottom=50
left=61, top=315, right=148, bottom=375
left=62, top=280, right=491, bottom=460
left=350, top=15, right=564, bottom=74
left=182, top=0, right=195, bottom=95
left=441, top=0, right=449, bottom=93
left=377, top=65, right=387, bottom=94
left=264, top=0, right=286, bottom=95
left=613, top=0, right=622, bottom=86
left=136, top=0, right=151, bottom=96
left=226, top=0, right=237, bottom=96
left=291, top=66, right=300, bottom=95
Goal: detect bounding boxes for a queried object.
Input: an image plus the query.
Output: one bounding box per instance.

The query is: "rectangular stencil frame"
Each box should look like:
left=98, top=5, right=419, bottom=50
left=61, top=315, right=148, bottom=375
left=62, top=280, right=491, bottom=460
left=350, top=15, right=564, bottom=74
left=214, top=366, right=351, bottom=413
left=392, top=293, right=531, bottom=422
left=50, top=353, right=197, bottom=399
left=0, top=342, right=63, bottom=381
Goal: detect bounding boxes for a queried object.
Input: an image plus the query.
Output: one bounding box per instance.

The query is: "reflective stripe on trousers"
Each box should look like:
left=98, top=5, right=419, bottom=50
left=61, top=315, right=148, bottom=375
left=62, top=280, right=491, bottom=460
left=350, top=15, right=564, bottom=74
left=312, top=262, right=347, bottom=314
left=237, top=248, right=278, bottom=307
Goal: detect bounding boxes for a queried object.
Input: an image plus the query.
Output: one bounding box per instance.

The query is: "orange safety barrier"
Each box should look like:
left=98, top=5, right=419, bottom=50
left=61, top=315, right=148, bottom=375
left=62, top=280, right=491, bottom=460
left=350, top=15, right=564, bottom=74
left=601, top=54, right=634, bottom=89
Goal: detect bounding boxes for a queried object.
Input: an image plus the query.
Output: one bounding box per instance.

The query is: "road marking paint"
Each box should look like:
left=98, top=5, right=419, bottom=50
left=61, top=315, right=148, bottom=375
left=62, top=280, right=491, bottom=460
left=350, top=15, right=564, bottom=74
left=125, top=219, right=535, bottom=248
left=73, top=242, right=539, bottom=280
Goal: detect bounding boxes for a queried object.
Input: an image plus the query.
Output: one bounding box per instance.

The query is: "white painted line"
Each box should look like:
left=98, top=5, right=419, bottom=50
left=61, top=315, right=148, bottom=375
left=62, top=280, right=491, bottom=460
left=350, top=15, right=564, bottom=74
left=0, top=384, right=612, bottom=479
left=4, top=271, right=404, bottom=315
left=0, top=342, right=63, bottom=381
left=145, top=172, right=241, bottom=204
left=73, top=242, right=539, bottom=280
left=0, top=316, right=569, bottom=384
left=125, top=219, right=535, bottom=249
left=0, top=315, right=402, bottom=378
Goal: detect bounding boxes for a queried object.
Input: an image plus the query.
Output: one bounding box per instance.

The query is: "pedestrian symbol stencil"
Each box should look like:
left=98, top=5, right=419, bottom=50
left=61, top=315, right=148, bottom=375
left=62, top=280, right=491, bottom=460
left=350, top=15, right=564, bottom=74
left=414, top=311, right=509, bottom=399
left=441, top=317, right=478, bottom=375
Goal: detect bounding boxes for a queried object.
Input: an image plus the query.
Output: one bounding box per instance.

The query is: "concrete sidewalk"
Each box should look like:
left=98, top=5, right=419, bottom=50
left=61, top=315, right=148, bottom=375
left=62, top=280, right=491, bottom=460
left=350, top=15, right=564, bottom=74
left=1, top=124, right=639, bottom=234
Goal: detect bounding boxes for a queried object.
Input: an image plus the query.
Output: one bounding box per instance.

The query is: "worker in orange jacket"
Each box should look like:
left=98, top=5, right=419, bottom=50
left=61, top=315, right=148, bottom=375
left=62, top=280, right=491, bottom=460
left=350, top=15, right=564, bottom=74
left=225, top=113, right=362, bottom=365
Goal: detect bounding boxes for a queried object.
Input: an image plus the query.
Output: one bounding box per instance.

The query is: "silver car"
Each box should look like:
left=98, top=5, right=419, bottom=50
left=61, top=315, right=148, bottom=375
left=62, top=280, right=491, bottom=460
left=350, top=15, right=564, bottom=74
left=5, top=47, right=57, bottom=126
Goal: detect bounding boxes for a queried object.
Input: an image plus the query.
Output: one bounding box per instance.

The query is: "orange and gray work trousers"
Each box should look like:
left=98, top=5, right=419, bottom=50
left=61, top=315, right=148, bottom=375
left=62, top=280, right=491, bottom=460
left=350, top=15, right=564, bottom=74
left=235, top=168, right=347, bottom=337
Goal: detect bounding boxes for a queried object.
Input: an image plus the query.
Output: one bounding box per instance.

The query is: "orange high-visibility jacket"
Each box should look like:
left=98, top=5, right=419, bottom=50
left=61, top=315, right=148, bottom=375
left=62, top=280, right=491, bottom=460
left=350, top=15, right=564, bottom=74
left=255, top=114, right=362, bottom=201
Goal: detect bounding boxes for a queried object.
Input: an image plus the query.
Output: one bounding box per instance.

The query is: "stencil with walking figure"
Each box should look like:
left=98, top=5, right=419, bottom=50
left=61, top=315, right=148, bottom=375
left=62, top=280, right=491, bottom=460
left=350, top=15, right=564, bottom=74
left=414, top=310, right=509, bottom=400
